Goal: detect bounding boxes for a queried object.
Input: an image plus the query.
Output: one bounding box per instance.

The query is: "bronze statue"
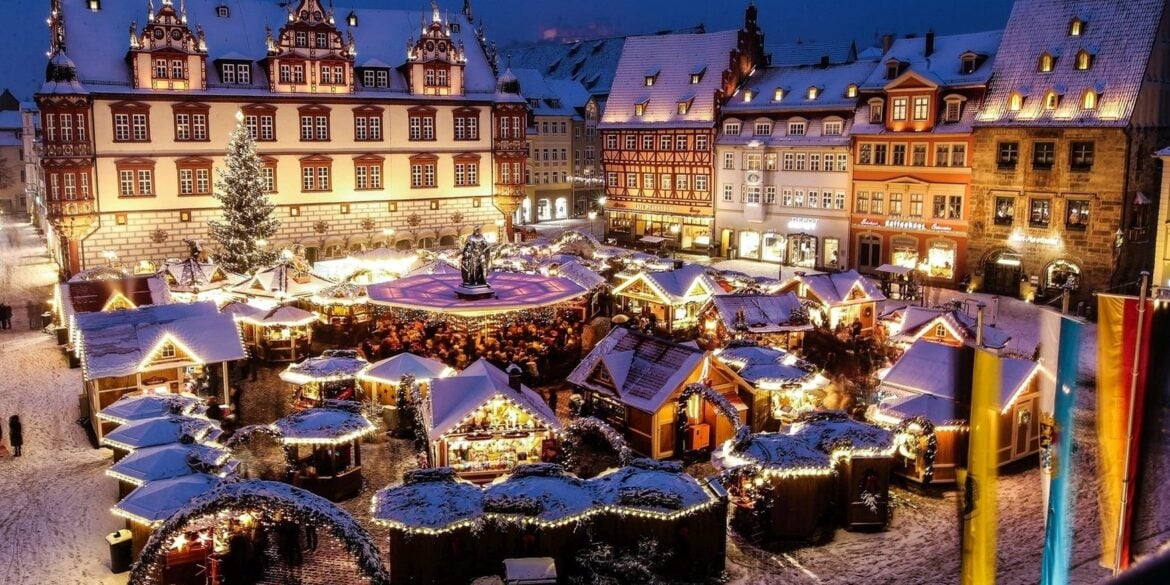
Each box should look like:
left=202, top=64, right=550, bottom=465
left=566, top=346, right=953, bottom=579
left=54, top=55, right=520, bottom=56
left=460, top=227, right=491, bottom=287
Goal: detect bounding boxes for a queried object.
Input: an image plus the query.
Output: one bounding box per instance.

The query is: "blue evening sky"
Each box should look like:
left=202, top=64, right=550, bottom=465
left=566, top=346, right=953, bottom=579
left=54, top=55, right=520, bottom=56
left=0, top=0, right=1015, bottom=101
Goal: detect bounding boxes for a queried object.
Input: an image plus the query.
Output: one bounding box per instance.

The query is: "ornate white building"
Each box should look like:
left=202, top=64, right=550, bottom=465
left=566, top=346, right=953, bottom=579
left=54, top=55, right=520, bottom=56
left=36, top=0, right=526, bottom=276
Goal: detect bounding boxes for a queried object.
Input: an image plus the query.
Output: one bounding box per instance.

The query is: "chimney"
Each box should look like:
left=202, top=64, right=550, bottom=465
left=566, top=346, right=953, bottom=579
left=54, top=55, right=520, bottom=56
left=819, top=55, right=830, bottom=68
left=925, top=30, right=935, bottom=58
left=506, top=363, right=523, bottom=391
left=673, top=259, right=685, bottom=270
left=881, top=34, right=894, bottom=54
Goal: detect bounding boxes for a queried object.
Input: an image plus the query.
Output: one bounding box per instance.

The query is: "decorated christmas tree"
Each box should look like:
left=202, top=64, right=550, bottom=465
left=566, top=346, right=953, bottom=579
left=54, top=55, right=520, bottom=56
left=207, top=112, right=279, bottom=274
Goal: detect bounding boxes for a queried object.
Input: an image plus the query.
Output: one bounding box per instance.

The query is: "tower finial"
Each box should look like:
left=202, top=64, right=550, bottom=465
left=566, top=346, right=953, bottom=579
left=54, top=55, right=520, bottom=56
left=431, top=0, right=441, bottom=24
left=148, top=0, right=155, bottom=21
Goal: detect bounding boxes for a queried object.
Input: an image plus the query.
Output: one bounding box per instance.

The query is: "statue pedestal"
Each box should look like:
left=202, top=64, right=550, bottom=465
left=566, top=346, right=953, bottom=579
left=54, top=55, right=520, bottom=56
left=454, top=284, right=496, bottom=301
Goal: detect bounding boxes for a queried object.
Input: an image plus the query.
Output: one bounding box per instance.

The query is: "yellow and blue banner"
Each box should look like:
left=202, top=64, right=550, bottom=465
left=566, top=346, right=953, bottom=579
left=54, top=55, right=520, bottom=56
left=1040, top=312, right=1082, bottom=585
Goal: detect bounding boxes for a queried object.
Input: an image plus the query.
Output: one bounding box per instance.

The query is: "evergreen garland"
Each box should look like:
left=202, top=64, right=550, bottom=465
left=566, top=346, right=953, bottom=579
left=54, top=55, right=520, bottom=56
left=207, top=112, right=280, bottom=274
left=894, top=416, right=938, bottom=485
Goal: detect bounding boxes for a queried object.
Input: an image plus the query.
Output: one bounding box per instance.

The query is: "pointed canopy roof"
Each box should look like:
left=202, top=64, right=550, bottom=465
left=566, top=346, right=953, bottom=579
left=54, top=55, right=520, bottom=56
left=113, top=474, right=221, bottom=526
left=359, top=352, right=451, bottom=384
left=107, top=443, right=230, bottom=486
left=101, top=415, right=220, bottom=452
left=280, top=350, right=369, bottom=385
left=273, top=407, right=376, bottom=445
left=427, top=359, right=561, bottom=440
left=97, top=393, right=200, bottom=425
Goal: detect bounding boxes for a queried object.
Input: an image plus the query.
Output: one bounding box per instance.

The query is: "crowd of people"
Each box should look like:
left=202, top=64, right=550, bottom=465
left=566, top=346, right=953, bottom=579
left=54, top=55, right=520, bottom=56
left=360, top=314, right=584, bottom=385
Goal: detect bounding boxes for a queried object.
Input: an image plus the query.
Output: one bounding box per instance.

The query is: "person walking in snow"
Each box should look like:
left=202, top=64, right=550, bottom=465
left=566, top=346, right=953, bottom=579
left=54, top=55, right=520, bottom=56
left=9, top=415, right=23, bottom=457
left=0, top=302, right=11, bottom=330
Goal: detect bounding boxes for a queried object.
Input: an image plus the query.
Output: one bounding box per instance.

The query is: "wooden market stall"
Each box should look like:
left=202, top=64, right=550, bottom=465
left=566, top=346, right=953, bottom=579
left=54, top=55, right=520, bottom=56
left=280, top=350, right=370, bottom=409
left=53, top=267, right=171, bottom=347
left=158, top=256, right=244, bottom=304
left=111, top=473, right=221, bottom=558
left=310, top=282, right=370, bottom=329
left=878, top=304, right=1011, bottom=352
left=714, top=344, right=831, bottom=428
left=566, top=327, right=758, bottom=459
left=75, top=302, right=245, bottom=441
left=699, top=292, right=813, bottom=350
left=425, top=359, right=561, bottom=483
left=106, top=442, right=231, bottom=499
left=223, top=302, right=316, bottom=363
left=100, top=415, right=222, bottom=463
left=776, top=270, right=886, bottom=336
left=272, top=407, right=377, bottom=502
left=358, top=352, right=453, bottom=407
left=611, top=264, right=721, bottom=335
left=869, top=339, right=1042, bottom=484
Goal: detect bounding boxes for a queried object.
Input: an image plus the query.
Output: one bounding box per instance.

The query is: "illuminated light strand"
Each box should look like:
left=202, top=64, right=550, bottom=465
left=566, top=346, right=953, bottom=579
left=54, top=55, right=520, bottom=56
left=136, top=333, right=208, bottom=373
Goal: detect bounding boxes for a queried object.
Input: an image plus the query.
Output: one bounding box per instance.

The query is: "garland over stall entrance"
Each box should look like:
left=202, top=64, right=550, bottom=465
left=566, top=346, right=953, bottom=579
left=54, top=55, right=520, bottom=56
left=675, top=382, right=747, bottom=458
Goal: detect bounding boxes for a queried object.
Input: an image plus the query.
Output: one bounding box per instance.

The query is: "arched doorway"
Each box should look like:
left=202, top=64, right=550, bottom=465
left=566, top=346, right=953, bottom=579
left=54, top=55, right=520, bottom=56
left=1043, top=259, right=1081, bottom=293
left=982, top=248, right=1022, bottom=296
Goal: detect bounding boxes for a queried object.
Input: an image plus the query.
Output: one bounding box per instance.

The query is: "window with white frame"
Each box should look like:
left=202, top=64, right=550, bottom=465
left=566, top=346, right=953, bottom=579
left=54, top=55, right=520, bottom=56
left=744, top=153, right=762, bottom=171
left=764, top=153, right=778, bottom=171
left=754, top=122, right=772, bottom=136
left=944, top=97, right=963, bottom=122
left=783, top=153, right=795, bottom=170
left=788, top=120, right=806, bottom=136
left=912, top=96, right=930, bottom=120
left=694, top=174, right=708, bottom=191
left=808, top=190, right=819, bottom=208
left=722, top=184, right=734, bottom=202
left=626, top=173, right=637, bottom=188
left=823, top=120, right=843, bottom=135
left=744, top=185, right=761, bottom=204
left=724, top=121, right=741, bottom=135
left=676, top=174, right=689, bottom=191
left=695, top=135, right=708, bottom=151
left=809, top=153, right=821, bottom=172
left=795, top=153, right=806, bottom=171
left=642, top=135, right=654, bottom=150
left=723, top=152, right=735, bottom=170
left=782, top=188, right=794, bottom=206
left=837, top=153, right=848, bottom=171
left=869, top=99, right=884, bottom=123
left=643, top=173, right=655, bottom=191
left=765, top=186, right=776, bottom=204
left=892, top=97, right=908, bottom=121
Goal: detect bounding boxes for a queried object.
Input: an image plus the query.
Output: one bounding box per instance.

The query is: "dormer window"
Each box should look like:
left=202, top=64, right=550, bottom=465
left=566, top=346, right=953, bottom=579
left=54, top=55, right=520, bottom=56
left=788, top=120, right=806, bottom=136
left=886, top=61, right=901, bottom=80
left=960, top=54, right=978, bottom=75
left=754, top=122, right=772, bottom=136
left=1044, top=91, right=1060, bottom=111
left=743, top=89, right=754, bottom=103
left=846, top=84, right=858, bottom=98
left=690, top=67, right=706, bottom=84
left=644, top=71, right=658, bottom=86
left=868, top=98, right=884, bottom=123
left=634, top=99, right=649, bottom=116
left=1038, top=52, right=1055, bottom=73
left=773, top=88, right=785, bottom=101
left=1081, top=90, right=1098, bottom=110
left=943, top=96, right=964, bottom=122
left=724, top=121, right=741, bottom=136
left=87, top=0, right=100, bottom=10
left=1009, top=92, right=1024, bottom=112
left=216, top=4, right=229, bottom=18
left=1069, top=18, right=1085, bottom=36
left=677, top=99, right=692, bottom=115
left=807, top=86, right=819, bottom=100
left=823, top=120, right=843, bottom=136
left=1075, top=49, right=1093, bottom=70
left=347, top=11, right=357, bottom=26
left=220, top=63, right=251, bottom=85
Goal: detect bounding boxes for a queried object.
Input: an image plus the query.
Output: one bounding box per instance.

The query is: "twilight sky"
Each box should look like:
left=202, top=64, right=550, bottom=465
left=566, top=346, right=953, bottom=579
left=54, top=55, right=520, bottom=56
left=1, top=0, right=1015, bottom=101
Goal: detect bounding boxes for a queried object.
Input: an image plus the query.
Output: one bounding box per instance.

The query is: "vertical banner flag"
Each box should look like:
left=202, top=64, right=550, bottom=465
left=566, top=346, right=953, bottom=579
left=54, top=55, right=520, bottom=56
left=1040, top=313, right=1083, bottom=585
left=961, top=348, right=1000, bottom=585
left=1095, top=294, right=1151, bottom=569
left=1037, top=309, right=1062, bottom=514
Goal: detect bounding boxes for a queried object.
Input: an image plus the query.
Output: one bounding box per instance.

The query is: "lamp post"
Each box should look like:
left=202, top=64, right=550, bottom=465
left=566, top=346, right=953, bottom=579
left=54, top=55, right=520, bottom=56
left=597, top=196, right=607, bottom=242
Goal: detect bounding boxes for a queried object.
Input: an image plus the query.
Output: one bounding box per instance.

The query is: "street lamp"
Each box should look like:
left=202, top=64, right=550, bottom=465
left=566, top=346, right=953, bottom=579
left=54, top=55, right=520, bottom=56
left=596, top=196, right=607, bottom=242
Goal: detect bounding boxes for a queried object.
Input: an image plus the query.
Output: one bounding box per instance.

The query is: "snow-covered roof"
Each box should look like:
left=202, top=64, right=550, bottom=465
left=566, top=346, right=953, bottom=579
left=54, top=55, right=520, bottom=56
left=484, top=464, right=596, bottom=522
left=882, top=305, right=1012, bottom=349
left=567, top=327, right=705, bottom=413
left=591, top=458, right=714, bottom=513
left=229, top=262, right=335, bottom=300
left=372, top=468, right=484, bottom=531
left=708, top=293, right=812, bottom=334
left=97, top=392, right=200, bottom=425
left=107, top=443, right=230, bottom=485
left=768, top=40, right=860, bottom=67
left=404, top=258, right=462, bottom=277
left=57, top=273, right=172, bottom=322
left=601, top=30, right=740, bottom=128
left=976, top=0, right=1165, bottom=128
left=719, top=432, right=831, bottom=471
left=716, top=345, right=816, bottom=387
left=310, top=282, right=368, bottom=305
left=860, top=30, right=1002, bottom=90
left=723, top=59, right=878, bottom=117
left=358, top=352, right=451, bottom=384
left=714, top=412, right=893, bottom=473
left=779, top=269, right=885, bottom=306
left=789, top=414, right=895, bottom=454
left=280, top=349, right=369, bottom=385
left=509, top=34, right=651, bottom=97
left=159, top=258, right=243, bottom=293
left=427, top=359, right=560, bottom=440
left=368, top=271, right=587, bottom=317
left=551, top=260, right=607, bottom=291
left=512, top=69, right=591, bottom=118
left=77, top=302, right=245, bottom=380
left=100, top=415, right=220, bottom=451
left=614, top=264, right=719, bottom=305
left=113, top=473, right=220, bottom=526
left=273, top=407, right=375, bottom=444
left=53, top=0, right=498, bottom=98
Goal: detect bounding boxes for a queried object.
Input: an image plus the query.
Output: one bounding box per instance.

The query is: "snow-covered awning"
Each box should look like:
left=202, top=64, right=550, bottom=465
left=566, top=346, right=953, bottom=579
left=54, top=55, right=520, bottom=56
left=372, top=468, right=485, bottom=533
left=112, top=474, right=220, bottom=526
left=358, top=353, right=453, bottom=385
left=272, top=407, right=376, bottom=445
left=713, top=412, right=894, bottom=478
left=428, top=359, right=561, bottom=441
left=97, top=393, right=201, bottom=425
left=106, top=443, right=230, bottom=486
left=100, top=415, right=221, bottom=452
left=280, top=350, right=369, bottom=385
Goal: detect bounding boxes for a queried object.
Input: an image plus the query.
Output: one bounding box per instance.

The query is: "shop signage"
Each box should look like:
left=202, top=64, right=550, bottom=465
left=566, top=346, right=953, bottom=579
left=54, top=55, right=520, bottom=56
left=611, top=200, right=710, bottom=216
left=858, top=218, right=958, bottom=233
left=860, top=218, right=879, bottom=226
left=1008, top=232, right=1061, bottom=246
left=929, top=223, right=953, bottom=232
left=787, top=218, right=818, bottom=231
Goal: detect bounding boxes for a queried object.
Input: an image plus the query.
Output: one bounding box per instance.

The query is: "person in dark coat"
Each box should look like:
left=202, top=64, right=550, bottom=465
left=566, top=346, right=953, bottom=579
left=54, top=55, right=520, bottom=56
left=0, top=302, right=11, bottom=330
left=547, top=388, right=559, bottom=413
left=26, top=300, right=39, bottom=330
left=9, top=415, right=22, bottom=457
left=204, top=397, right=223, bottom=422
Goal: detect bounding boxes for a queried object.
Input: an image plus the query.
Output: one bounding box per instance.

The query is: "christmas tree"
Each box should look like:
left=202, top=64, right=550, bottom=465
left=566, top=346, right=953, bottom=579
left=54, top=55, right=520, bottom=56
left=207, top=112, right=280, bottom=274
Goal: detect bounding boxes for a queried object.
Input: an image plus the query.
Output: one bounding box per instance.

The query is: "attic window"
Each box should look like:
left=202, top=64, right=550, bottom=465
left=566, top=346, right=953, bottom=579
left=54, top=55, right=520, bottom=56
left=1038, top=52, right=1055, bottom=73
left=1075, top=50, right=1093, bottom=71
left=216, top=4, right=230, bottom=18
left=1081, top=90, right=1098, bottom=110
left=868, top=98, right=884, bottom=123
left=885, top=61, right=900, bottom=80
left=347, top=11, right=357, bottom=26
left=690, top=73, right=702, bottom=84
left=677, top=100, right=691, bottom=115
left=743, top=89, right=754, bottom=103
left=934, top=323, right=947, bottom=339
left=807, top=86, right=819, bottom=100
left=846, top=84, right=858, bottom=98
left=451, top=22, right=460, bottom=33
left=943, top=95, right=964, bottom=122
left=1069, top=18, right=1085, bottom=36
left=773, top=88, right=785, bottom=101
left=159, top=342, right=176, bottom=360
left=634, top=100, right=649, bottom=116
left=1009, top=92, right=1024, bottom=112
left=644, top=74, right=657, bottom=87
left=1044, top=91, right=1060, bottom=111
left=87, top=0, right=100, bottom=10
left=960, top=55, right=978, bottom=75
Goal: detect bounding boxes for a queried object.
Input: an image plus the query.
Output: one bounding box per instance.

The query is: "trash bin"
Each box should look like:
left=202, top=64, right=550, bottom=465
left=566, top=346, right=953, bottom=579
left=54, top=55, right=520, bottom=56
left=107, top=529, right=133, bottom=573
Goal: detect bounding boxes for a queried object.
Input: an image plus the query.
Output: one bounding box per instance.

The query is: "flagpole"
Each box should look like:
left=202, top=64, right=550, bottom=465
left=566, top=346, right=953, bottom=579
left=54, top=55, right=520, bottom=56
left=1114, top=271, right=1149, bottom=574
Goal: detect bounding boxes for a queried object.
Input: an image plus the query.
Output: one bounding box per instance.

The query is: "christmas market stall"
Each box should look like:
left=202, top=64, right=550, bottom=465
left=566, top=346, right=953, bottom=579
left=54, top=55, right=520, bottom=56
left=357, top=352, right=453, bottom=431
left=157, top=250, right=244, bottom=304
left=52, top=266, right=171, bottom=347
left=712, top=412, right=895, bottom=542
left=129, top=480, right=391, bottom=585
left=271, top=406, right=377, bottom=502
left=611, top=264, right=721, bottom=335
left=100, top=415, right=222, bottom=462
left=107, top=442, right=232, bottom=498
left=868, top=339, right=1041, bottom=484
left=75, top=302, right=245, bottom=441
left=97, top=392, right=200, bottom=433
left=280, top=350, right=370, bottom=409
left=426, top=359, right=561, bottom=482
left=111, top=473, right=221, bottom=558
left=310, top=282, right=370, bottom=330
left=700, top=292, right=813, bottom=349
left=227, top=257, right=335, bottom=310
left=878, top=304, right=1011, bottom=352
left=714, top=344, right=830, bottom=427
left=567, top=327, right=757, bottom=459
left=372, top=467, right=487, bottom=585
left=223, top=302, right=316, bottom=363
left=776, top=270, right=886, bottom=336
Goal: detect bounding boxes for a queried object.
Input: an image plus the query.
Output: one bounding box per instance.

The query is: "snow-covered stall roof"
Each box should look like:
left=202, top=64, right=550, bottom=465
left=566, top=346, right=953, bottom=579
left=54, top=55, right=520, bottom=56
left=310, top=282, right=368, bottom=306
left=107, top=443, right=230, bottom=486
left=779, top=269, right=885, bottom=307
left=427, top=359, right=561, bottom=441
left=100, top=415, right=220, bottom=452
left=715, top=345, right=817, bottom=388
left=272, top=407, right=376, bottom=445
left=159, top=258, right=243, bottom=294
left=97, top=393, right=200, bottom=425
left=882, top=305, right=1011, bottom=349
left=56, top=273, right=171, bottom=323
left=484, top=464, right=597, bottom=522
left=229, top=262, right=335, bottom=301
left=567, top=327, right=705, bottom=413
left=253, top=304, right=317, bottom=327
left=789, top=413, right=895, bottom=455
left=372, top=468, right=485, bottom=532
left=358, top=353, right=452, bottom=384
left=404, top=258, right=462, bottom=277
left=713, top=432, right=831, bottom=473
left=367, top=271, right=587, bottom=317
left=613, top=264, right=720, bottom=305
left=549, top=260, right=607, bottom=291
left=55, top=0, right=498, bottom=97
left=715, top=412, right=894, bottom=476
left=220, top=300, right=265, bottom=321
left=591, top=459, right=715, bottom=514
left=280, top=350, right=369, bottom=385
left=76, top=302, right=246, bottom=381
left=708, top=293, right=812, bottom=334
left=112, top=474, right=220, bottom=526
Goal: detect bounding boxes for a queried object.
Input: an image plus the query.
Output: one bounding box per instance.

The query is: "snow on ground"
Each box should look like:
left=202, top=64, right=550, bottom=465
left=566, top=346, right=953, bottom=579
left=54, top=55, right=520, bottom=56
left=0, top=220, right=127, bottom=585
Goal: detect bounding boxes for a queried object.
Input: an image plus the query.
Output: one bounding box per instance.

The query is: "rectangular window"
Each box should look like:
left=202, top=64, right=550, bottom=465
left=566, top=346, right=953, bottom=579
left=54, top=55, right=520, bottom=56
left=892, top=98, right=908, bottom=121
left=660, top=135, right=673, bottom=151
left=695, top=135, right=708, bottom=151
left=625, top=135, right=636, bottom=150
left=890, top=193, right=903, bottom=216
left=910, top=193, right=924, bottom=217
left=835, top=191, right=846, bottom=209
left=997, top=142, right=1019, bottom=169
left=356, top=165, right=368, bottom=190
left=237, top=64, right=251, bottom=84
left=155, top=59, right=167, bottom=79
left=131, top=114, right=148, bottom=141
left=859, top=144, right=872, bottom=165
left=293, top=65, right=304, bottom=83
left=764, top=186, right=777, bottom=204
left=745, top=154, right=762, bottom=171
left=45, top=114, right=56, bottom=142
left=643, top=173, right=655, bottom=191
left=355, top=117, right=367, bottom=141
left=642, top=135, right=654, bottom=150
left=947, top=195, right=962, bottom=219
left=1070, top=142, right=1094, bottom=171
left=795, top=153, right=806, bottom=171
left=935, top=144, right=951, bottom=167
left=1033, top=142, right=1056, bottom=170
left=607, top=172, right=617, bottom=187
left=912, top=96, right=929, bottom=120
left=465, top=163, right=475, bottom=186
left=993, top=195, right=1015, bottom=226
left=626, top=173, right=637, bottom=189
left=892, top=144, right=907, bottom=166
left=783, top=152, right=795, bottom=170
left=874, top=144, right=888, bottom=165
left=869, top=101, right=884, bottom=123
left=745, top=185, right=761, bottom=204
left=606, top=134, right=617, bottom=149
left=79, top=173, right=89, bottom=199
left=808, top=190, right=819, bottom=208
left=676, top=174, right=689, bottom=191
left=175, top=114, right=190, bottom=141
left=788, top=121, right=806, bottom=136
left=180, top=169, right=194, bottom=195
left=871, top=192, right=885, bottom=214
left=1029, top=198, right=1052, bottom=227
left=119, top=170, right=134, bottom=196
left=171, top=60, right=185, bottom=79
left=944, top=100, right=961, bottom=122
left=1066, top=199, right=1090, bottom=230
left=855, top=191, right=870, bottom=213
left=300, top=116, right=314, bottom=141
left=764, top=153, right=778, bottom=171
left=317, top=166, right=330, bottom=191
left=63, top=173, right=76, bottom=200
left=932, top=195, right=947, bottom=219
left=196, top=168, right=210, bottom=194
left=676, top=135, right=687, bottom=151
left=823, top=121, right=843, bottom=136
left=723, top=152, right=735, bottom=170
left=911, top=144, right=927, bottom=166
left=280, top=64, right=291, bottom=83
left=192, top=114, right=207, bottom=141
left=837, top=153, right=848, bottom=171
left=782, top=188, right=794, bottom=207
left=137, top=170, right=153, bottom=195
left=262, top=166, right=275, bottom=193
left=724, top=122, right=741, bottom=136
left=754, top=122, right=772, bottom=136
left=60, top=115, right=72, bottom=142
left=722, top=184, right=734, bottom=202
